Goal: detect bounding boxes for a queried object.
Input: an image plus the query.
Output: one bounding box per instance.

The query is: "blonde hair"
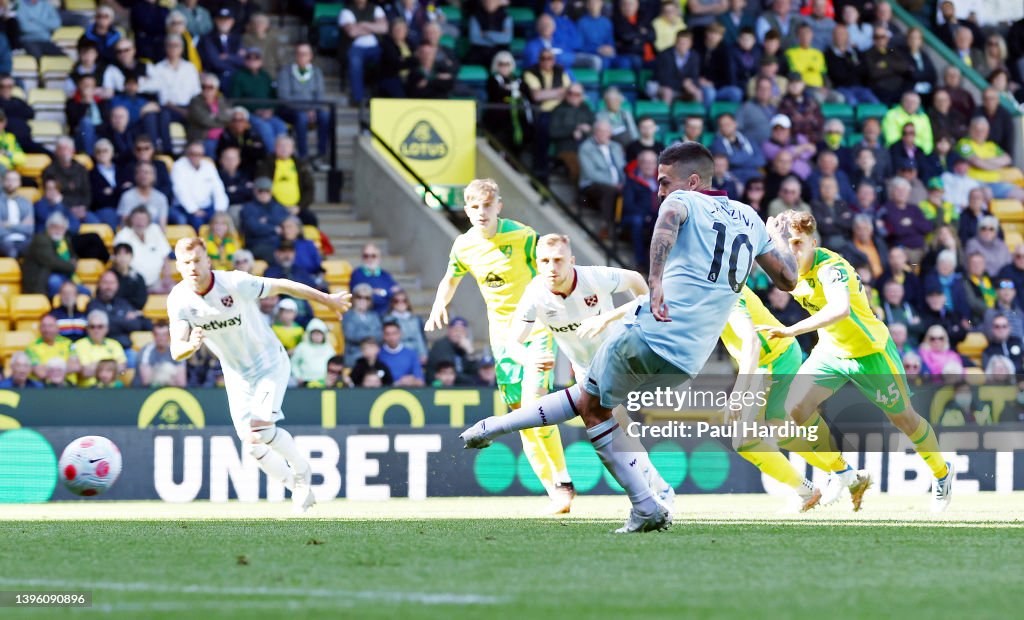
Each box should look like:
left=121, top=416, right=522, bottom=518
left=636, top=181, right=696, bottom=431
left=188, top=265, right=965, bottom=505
left=209, top=212, right=238, bottom=239
left=464, top=178, right=501, bottom=206
left=537, top=234, right=571, bottom=253
left=788, top=211, right=817, bottom=236
left=175, top=237, right=206, bottom=255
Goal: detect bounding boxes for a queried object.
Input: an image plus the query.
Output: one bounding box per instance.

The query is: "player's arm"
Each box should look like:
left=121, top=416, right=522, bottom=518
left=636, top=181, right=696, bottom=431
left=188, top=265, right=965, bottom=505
left=755, top=215, right=799, bottom=292
left=578, top=269, right=648, bottom=338
left=759, top=266, right=851, bottom=338
left=425, top=264, right=465, bottom=331
left=266, top=278, right=352, bottom=318
left=648, top=200, right=689, bottom=322
left=169, top=319, right=204, bottom=362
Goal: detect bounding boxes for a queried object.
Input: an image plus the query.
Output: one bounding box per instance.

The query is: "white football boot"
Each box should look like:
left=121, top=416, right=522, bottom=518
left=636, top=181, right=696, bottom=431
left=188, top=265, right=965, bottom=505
left=931, top=461, right=955, bottom=513
left=292, top=464, right=316, bottom=515
left=614, top=503, right=672, bottom=534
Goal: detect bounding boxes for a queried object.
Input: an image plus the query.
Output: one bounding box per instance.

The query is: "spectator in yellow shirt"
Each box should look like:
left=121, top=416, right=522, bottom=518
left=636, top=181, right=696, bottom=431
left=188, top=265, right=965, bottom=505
left=69, top=309, right=128, bottom=387
left=0, top=109, right=26, bottom=171
left=26, top=315, right=75, bottom=380
left=256, top=135, right=316, bottom=226
left=955, top=117, right=1024, bottom=200
left=205, top=211, right=241, bottom=270
left=271, top=297, right=305, bottom=353
left=785, top=23, right=828, bottom=94
left=881, top=91, right=934, bottom=154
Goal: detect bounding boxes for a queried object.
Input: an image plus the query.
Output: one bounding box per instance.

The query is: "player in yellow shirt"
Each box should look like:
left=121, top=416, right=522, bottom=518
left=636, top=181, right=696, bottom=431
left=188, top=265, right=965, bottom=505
left=721, top=286, right=821, bottom=512
left=758, top=212, right=954, bottom=513
left=426, top=179, right=573, bottom=513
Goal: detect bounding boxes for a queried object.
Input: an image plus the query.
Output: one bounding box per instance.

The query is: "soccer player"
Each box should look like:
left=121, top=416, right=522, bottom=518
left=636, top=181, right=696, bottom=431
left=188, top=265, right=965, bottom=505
left=462, top=143, right=800, bottom=532
left=757, top=212, right=954, bottom=513
left=502, top=233, right=674, bottom=505
left=167, top=238, right=351, bottom=514
left=721, top=286, right=822, bottom=512
left=425, top=179, right=575, bottom=513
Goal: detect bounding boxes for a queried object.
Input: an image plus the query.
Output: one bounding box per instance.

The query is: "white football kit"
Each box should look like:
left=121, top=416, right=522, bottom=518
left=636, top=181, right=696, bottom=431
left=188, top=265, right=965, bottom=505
left=514, top=266, right=632, bottom=383
left=167, top=270, right=290, bottom=438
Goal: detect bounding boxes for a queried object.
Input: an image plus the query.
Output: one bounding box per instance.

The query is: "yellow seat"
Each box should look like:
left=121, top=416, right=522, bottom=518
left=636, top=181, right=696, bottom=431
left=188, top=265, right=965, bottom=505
left=51, top=26, right=85, bottom=45
left=27, top=88, right=66, bottom=107
left=165, top=225, right=198, bottom=247
left=50, top=293, right=90, bottom=313
left=79, top=223, right=114, bottom=249
left=10, top=86, right=26, bottom=100
left=323, top=259, right=352, bottom=286
left=314, top=300, right=343, bottom=321
left=10, top=294, right=52, bottom=331
left=303, top=225, right=323, bottom=252
left=325, top=319, right=344, bottom=353
left=11, top=56, right=37, bottom=74
left=73, top=153, right=94, bottom=171
left=956, top=331, right=988, bottom=364
left=0, top=283, right=21, bottom=298
left=252, top=260, right=268, bottom=276
left=0, top=295, right=8, bottom=329
left=39, top=56, right=74, bottom=84
left=0, top=330, right=37, bottom=365
left=1005, top=231, right=1024, bottom=252
left=0, top=257, right=21, bottom=285
left=991, top=199, right=1024, bottom=224
left=154, top=154, right=175, bottom=172
left=143, top=295, right=168, bottom=321
left=130, top=330, right=155, bottom=351
left=15, top=152, right=53, bottom=182
left=14, top=187, right=41, bottom=203
left=75, top=258, right=108, bottom=285
left=64, top=0, right=97, bottom=10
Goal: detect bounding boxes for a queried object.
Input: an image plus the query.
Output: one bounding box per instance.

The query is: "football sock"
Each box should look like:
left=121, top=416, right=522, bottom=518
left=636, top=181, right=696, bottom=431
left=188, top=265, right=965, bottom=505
left=256, top=426, right=309, bottom=473
left=908, top=418, right=949, bottom=479
left=587, top=417, right=657, bottom=513
left=736, top=439, right=808, bottom=491
left=519, top=425, right=571, bottom=495
left=491, top=386, right=583, bottom=435
left=779, top=413, right=848, bottom=473
left=248, top=442, right=295, bottom=490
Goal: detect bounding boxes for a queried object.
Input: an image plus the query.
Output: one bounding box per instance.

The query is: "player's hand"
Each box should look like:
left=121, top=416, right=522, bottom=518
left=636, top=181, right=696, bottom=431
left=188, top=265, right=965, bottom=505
left=577, top=314, right=611, bottom=339
left=755, top=324, right=795, bottom=340
left=188, top=326, right=205, bottom=351
left=425, top=303, right=448, bottom=331
left=531, top=351, right=556, bottom=372
left=766, top=214, right=791, bottom=242
left=324, top=290, right=352, bottom=317
left=650, top=281, right=671, bottom=322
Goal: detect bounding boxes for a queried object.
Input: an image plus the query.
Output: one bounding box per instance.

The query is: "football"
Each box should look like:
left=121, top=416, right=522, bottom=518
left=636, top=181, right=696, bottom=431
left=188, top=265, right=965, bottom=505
left=58, top=436, right=123, bottom=497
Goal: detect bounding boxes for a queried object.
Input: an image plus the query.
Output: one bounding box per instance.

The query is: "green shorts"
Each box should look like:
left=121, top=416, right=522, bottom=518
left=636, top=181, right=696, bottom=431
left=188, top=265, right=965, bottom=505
left=762, top=341, right=803, bottom=421
left=495, top=333, right=556, bottom=407
left=797, top=338, right=912, bottom=416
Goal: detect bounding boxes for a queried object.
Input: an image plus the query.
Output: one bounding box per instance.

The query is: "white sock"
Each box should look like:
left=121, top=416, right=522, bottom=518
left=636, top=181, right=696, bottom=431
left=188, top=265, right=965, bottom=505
left=797, top=478, right=815, bottom=500
left=490, top=385, right=582, bottom=435
left=637, top=451, right=668, bottom=493
left=257, top=426, right=308, bottom=473
left=587, top=417, right=657, bottom=513
left=248, top=442, right=295, bottom=490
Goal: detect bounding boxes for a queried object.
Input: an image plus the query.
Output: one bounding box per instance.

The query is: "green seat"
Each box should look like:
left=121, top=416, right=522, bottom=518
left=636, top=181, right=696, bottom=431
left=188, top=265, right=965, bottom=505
left=457, top=65, right=489, bottom=84
left=438, top=6, right=462, bottom=26
left=601, top=68, right=637, bottom=88
left=672, top=100, right=705, bottom=124
left=312, top=3, right=345, bottom=51
left=661, top=131, right=682, bottom=145
left=509, top=37, right=526, bottom=57
left=634, top=100, right=671, bottom=125
left=822, top=102, right=854, bottom=123
left=312, top=3, right=345, bottom=23
left=573, top=68, right=600, bottom=89
left=700, top=132, right=714, bottom=148
left=508, top=7, right=536, bottom=26
left=855, top=102, right=890, bottom=125
left=709, top=101, right=739, bottom=120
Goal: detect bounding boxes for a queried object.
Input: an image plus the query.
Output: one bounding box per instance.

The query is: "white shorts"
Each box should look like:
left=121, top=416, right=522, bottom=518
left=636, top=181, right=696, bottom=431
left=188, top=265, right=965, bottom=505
left=224, top=358, right=291, bottom=439
left=583, top=325, right=691, bottom=409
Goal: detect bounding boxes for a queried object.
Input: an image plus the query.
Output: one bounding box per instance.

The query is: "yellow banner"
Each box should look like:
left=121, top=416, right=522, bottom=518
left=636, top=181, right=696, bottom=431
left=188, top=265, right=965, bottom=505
left=369, top=99, right=476, bottom=186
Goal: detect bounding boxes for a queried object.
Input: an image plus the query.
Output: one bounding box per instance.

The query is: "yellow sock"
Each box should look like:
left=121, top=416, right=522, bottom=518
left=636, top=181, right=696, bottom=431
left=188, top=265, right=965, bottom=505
left=737, top=440, right=804, bottom=489
left=779, top=414, right=848, bottom=472
left=908, top=418, right=949, bottom=479
left=519, top=425, right=569, bottom=494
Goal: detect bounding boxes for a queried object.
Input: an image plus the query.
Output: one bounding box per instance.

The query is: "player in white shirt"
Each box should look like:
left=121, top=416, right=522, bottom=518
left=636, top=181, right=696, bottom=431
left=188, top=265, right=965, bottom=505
left=167, top=238, right=351, bottom=514
left=462, top=142, right=800, bottom=533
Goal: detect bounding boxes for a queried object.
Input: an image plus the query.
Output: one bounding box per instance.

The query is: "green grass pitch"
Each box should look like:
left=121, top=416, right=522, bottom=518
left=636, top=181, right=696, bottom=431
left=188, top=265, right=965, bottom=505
left=1, top=494, right=1022, bottom=619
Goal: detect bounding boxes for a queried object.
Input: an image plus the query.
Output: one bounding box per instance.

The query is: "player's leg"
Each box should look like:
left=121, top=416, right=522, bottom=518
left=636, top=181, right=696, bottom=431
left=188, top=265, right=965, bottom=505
left=782, top=351, right=854, bottom=474
left=849, top=340, right=953, bottom=512
left=611, top=405, right=674, bottom=508
left=225, top=374, right=295, bottom=490
left=519, top=335, right=573, bottom=507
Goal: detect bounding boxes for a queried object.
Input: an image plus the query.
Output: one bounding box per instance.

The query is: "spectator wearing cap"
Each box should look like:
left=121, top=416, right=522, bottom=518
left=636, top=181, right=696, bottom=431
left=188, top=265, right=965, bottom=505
left=920, top=283, right=970, bottom=347
left=654, top=30, right=702, bottom=104
left=343, top=284, right=384, bottom=366
left=186, top=73, right=232, bottom=156
left=171, top=141, right=229, bottom=228
left=132, top=0, right=171, bottom=62
left=380, top=321, right=425, bottom=386
left=150, top=35, right=202, bottom=153
left=240, top=177, right=289, bottom=261
left=256, top=135, right=316, bottom=226
left=882, top=177, right=933, bottom=265
left=983, top=305, right=1024, bottom=368
left=427, top=316, right=477, bottom=384
left=229, top=47, right=288, bottom=152
left=863, top=26, right=912, bottom=105
left=762, top=114, right=815, bottom=180
left=965, top=216, right=1012, bottom=277
left=217, top=107, right=267, bottom=177
left=894, top=159, right=928, bottom=205
left=474, top=357, right=497, bottom=387
left=277, top=44, right=331, bottom=162
left=271, top=297, right=304, bottom=353
left=217, top=146, right=253, bottom=207
left=0, top=170, right=34, bottom=258
left=919, top=177, right=957, bottom=230
left=15, top=0, right=64, bottom=59
left=109, top=242, right=148, bottom=311
left=199, top=8, right=245, bottom=86
left=825, top=23, right=879, bottom=108
left=339, top=0, right=388, bottom=107
left=113, top=207, right=172, bottom=289
left=736, top=77, right=777, bottom=151
left=350, top=242, right=399, bottom=315
left=265, top=240, right=319, bottom=290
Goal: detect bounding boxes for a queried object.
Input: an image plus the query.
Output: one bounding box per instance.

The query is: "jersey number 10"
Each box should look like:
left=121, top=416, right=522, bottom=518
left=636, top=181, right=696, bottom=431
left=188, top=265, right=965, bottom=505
left=706, top=222, right=754, bottom=293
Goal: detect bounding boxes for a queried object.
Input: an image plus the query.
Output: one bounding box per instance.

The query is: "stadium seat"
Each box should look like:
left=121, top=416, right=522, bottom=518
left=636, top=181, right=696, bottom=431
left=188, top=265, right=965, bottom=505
left=49, top=293, right=89, bottom=312
left=26, top=120, right=62, bottom=150
left=0, top=331, right=36, bottom=365
left=75, top=258, right=107, bottom=285
left=991, top=199, right=1024, bottom=223
left=855, top=103, right=889, bottom=126
left=323, top=259, right=353, bottom=287
left=40, top=55, right=74, bottom=89
left=672, top=101, right=705, bottom=128
left=634, top=100, right=672, bottom=127
left=0, top=295, right=8, bottom=330
left=11, top=55, right=38, bottom=90
left=252, top=260, right=268, bottom=276
left=73, top=153, right=94, bottom=171
left=508, top=7, right=536, bottom=34
left=457, top=65, right=488, bottom=99
left=15, top=152, right=53, bottom=182
left=326, top=319, right=343, bottom=353
left=154, top=154, right=175, bottom=172
left=26, top=88, right=67, bottom=124
left=10, top=294, right=52, bottom=331
left=170, top=123, right=187, bottom=152
left=601, top=69, right=638, bottom=100
left=1005, top=231, right=1023, bottom=252
left=143, top=295, right=168, bottom=321
left=314, top=300, right=342, bottom=321
left=709, top=101, right=740, bottom=123
left=822, top=102, right=855, bottom=124
left=956, top=332, right=988, bottom=363
left=0, top=258, right=22, bottom=287
left=50, top=26, right=85, bottom=46
left=64, top=0, right=97, bottom=11
left=509, top=37, right=526, bottom=58
left=438, top=5, right=462, bottom=27
left=303, top=225, right=323, bottom=253
left=165, top=225, right=198, bottom=248
left=312, top=3, right=345, bottom=51
left=79, top=223, right=115, bottom=250
left=130, top=330, right=154, bottom=351
left=14, top=187, right=41, bottom=203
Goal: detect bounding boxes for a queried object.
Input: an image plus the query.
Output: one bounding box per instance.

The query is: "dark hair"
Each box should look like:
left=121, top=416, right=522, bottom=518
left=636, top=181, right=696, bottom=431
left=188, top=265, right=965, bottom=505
left=636, top=115, right=655, bottom=125
left=327, top=355, right=346, bottom=368
left=382, top=320, right=401, bottom=331
left=434, top=361, right=456, bottom=373
left=658, top=141, right=714, bottom=185
left=113, top=243, right=133, bottom=255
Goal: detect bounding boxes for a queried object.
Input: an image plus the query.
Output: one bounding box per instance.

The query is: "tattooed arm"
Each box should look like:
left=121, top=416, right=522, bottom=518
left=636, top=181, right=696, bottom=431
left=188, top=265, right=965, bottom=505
left=754, top=215, right=799, bottom=292
left=648, top=200, right=689, bottom=322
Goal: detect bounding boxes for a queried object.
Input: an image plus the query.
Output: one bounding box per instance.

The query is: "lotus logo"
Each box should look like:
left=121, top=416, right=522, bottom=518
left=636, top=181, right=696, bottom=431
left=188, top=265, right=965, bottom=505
left=400, top=121, right=449, bottom=160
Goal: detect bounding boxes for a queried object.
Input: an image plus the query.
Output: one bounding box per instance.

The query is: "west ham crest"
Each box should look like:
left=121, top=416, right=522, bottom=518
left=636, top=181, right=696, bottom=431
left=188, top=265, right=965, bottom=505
left=584, top=295, right=598, bottom=307
left=221, top=296, right=234, bottom=308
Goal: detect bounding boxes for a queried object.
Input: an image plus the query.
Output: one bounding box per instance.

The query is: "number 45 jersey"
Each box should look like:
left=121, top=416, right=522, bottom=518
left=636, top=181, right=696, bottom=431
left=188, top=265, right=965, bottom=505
left=637, top=190, right=773, bottom=376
